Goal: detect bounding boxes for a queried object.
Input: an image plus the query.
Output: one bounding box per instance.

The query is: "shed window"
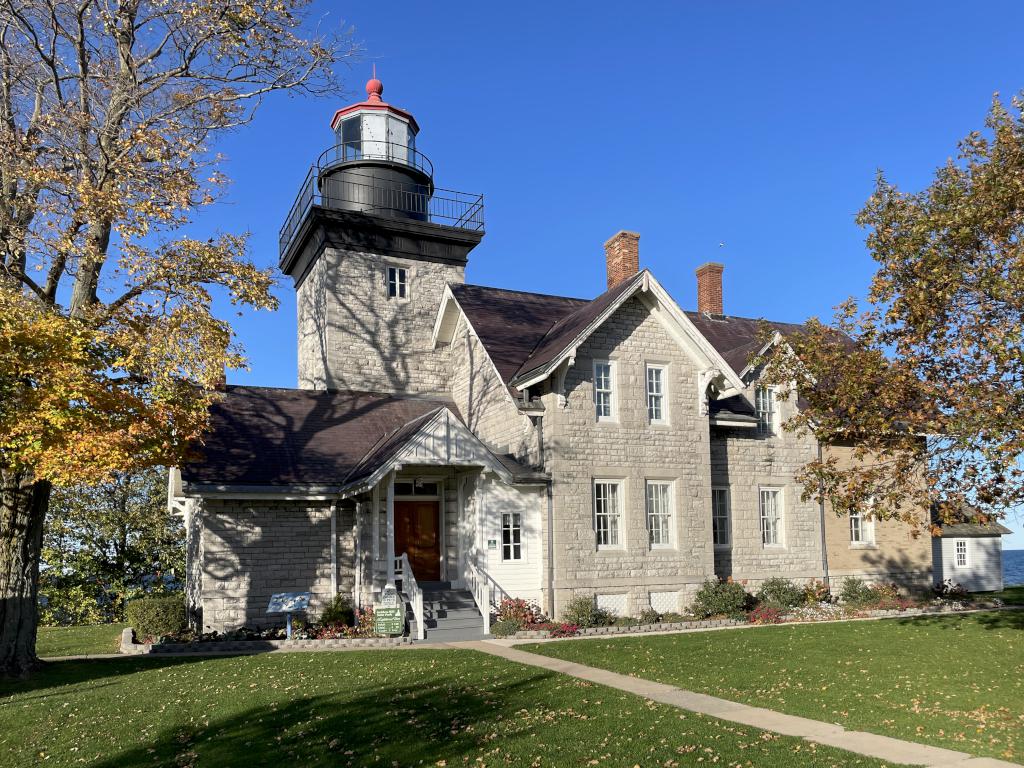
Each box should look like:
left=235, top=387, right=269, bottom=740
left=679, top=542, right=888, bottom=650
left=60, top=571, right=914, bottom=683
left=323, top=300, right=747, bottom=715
left=955, top=539, right=968, bottom=568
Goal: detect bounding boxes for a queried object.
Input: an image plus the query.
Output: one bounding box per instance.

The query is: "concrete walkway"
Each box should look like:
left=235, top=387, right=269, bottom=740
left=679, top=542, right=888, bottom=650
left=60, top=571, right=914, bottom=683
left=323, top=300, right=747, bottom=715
left=463, top=641, right=1015, bottom=768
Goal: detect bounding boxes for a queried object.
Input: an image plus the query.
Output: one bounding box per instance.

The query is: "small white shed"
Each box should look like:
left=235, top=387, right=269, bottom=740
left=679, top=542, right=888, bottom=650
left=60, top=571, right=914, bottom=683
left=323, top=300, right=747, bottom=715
left=932, top=507, right=1012, bottom=592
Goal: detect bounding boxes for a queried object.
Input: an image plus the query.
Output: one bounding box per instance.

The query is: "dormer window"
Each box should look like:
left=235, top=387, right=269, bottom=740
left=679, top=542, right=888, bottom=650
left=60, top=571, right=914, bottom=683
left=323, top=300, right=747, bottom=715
left=755, top=386, right=776, bottom=436
left=387, top=266, right=408, bottom=299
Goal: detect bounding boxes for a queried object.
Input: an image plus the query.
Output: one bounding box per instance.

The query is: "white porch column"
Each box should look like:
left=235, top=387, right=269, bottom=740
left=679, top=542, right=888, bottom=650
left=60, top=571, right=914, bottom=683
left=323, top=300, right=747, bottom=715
left=385, top=471, right=396, bottom=584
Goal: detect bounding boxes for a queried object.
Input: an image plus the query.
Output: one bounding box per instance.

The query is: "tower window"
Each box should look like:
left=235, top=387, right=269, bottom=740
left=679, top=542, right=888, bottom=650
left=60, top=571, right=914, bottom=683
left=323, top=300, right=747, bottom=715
left=386, top=266, right=408, bottom=299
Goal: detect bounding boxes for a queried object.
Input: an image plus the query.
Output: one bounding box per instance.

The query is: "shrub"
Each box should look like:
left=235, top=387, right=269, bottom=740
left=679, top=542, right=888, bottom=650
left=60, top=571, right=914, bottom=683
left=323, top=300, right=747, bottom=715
left=802, top=579, right=831, bottom=605
left=319, top=594, right=355, bottom=627
left=660, top=612, right=687, bottom=623
left=638, top=607, right=661, bottom=625
left=126, top=594, right=186, bottom=640
left=548, top=622, right=579, bottom=638
left=690, top=579, right=748, bottom=619
left=497, top=598, right=543, bottom=628
left=838, top=577, right=875, bottom=606
left=562, top=595, right=614, bottom=628
left=869, top=582, right=900, bottom=603
left=933, top=579, right=968, bottom=598
left=748, top=604, right=783, bottom=624
left=491, top=619, right=521, bottom=637
left=756, top=578, right=803, bottom=609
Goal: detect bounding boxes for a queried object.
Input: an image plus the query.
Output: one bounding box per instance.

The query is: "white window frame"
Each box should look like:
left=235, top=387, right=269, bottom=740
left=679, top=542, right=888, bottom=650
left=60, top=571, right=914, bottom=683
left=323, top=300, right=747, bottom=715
left=645, top=480, right=674, bottom=549
left=386, top=265, right=409, bottom=300
left=593, top=360, right=617, bottom=422
left=646, top=363, right=668, bottom=425
left=954, top=539, right=968, bottom=568
left=849, top=507, right=876, bottom=547
left=755, top=386, right=777, bottom=437
left=759, top=487, right=784, bottom=547
left=593, top=479, right=623, bottom=550
left=711, top=486, right=731, bottom=549
left=501, top=512, right=523, bottom=562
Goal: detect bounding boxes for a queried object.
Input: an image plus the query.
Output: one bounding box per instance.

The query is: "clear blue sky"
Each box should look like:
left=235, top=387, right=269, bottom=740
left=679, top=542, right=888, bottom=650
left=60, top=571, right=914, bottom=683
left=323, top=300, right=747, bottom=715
left=194, top=2, right=1024, bottom=545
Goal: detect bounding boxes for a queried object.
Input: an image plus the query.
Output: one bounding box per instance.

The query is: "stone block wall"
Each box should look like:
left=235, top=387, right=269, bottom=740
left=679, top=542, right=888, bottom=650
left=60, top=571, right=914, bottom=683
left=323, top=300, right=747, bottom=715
left=449, top=315, right=539, bottom=463
left=710, top=379, right=825, bottom=587
left=296, top=245, right=464, bottom=395
left=197, top=499, right=355, bottom=632
left=540, top=295, right=716, bottom=619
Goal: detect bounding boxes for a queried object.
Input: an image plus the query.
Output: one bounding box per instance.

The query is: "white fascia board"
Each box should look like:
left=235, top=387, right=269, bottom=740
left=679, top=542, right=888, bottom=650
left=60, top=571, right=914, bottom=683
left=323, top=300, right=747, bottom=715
left=430, top=284, right=460, bottom=348
left=739, top=331, right=784, bottom=380
left=344, top=407, right=515, bottom=495
left=511, top=273, right=647, bottom=390
left=710, top=417, right=759, bottom=429
left=511, top=271, right=747, bottom=396
left=642, top=275, right=746, bottom=396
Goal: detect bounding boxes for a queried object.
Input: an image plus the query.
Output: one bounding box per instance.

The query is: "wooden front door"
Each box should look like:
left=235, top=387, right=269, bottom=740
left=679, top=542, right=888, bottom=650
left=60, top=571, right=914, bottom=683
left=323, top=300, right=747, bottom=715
left=394, top=500, right=441, bottom=581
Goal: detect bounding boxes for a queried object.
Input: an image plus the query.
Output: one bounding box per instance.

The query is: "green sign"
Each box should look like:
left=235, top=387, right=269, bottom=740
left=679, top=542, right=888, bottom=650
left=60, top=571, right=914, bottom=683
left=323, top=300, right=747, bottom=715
left=374, top=605, right=405, bottom=636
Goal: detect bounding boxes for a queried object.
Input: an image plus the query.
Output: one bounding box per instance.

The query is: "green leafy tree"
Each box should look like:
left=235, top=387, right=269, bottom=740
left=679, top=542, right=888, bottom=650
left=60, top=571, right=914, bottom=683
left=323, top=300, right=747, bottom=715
left=759, top=94, right=1024, bottom=530
left=0, top=0, right=356, bottom=676
left=40, top=468, right=182, bottom=625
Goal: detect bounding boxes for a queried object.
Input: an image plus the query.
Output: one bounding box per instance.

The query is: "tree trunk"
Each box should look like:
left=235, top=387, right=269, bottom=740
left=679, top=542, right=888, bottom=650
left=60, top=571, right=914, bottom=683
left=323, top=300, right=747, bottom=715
left=0, top=468, right=49, bottom=678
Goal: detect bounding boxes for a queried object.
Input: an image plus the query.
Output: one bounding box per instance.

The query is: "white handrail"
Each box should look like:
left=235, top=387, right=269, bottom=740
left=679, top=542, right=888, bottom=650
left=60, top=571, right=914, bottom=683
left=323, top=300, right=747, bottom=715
left=465, top=561, right=491, bottom=635
left=395, top=553, right=425, bottom=641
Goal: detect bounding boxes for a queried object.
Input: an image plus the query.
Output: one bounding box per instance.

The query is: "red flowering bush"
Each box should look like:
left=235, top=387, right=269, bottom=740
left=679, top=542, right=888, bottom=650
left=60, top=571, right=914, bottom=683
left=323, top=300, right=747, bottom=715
left=748, top=605, right=783, bottom=625
left=497, top=598, right=544, bottom=628
left=525, top=621, right=579, bottom=638
left=312, top=606, right=378, bottom=639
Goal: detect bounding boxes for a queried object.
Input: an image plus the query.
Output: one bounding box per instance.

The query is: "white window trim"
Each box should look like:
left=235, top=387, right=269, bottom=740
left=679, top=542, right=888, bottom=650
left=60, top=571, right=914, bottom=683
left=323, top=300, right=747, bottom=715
left=645, top=363, right=669, bottom=425
left=501, top=511, right=523, bottom=562
left=755, top=385, right=778, bottom=437
left=849, top=508, right=877, bottom=549
left=759, top=486, right=785, bottom=548
left=593, top=478, right=624, bottom=550
left=645, top=479, right=675, bottom=550
left=954, top=539, right=969, bottom=568
left=711, top=486, right=731, bottom=550
left=593, top=359, right=618, bottom=423
left=385, top=264, right=411, bottom=301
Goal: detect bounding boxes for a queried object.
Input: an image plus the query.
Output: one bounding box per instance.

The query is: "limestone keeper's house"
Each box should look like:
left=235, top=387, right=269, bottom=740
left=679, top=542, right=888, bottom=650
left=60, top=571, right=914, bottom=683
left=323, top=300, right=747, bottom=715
left=170, top=78, right=932, bottom=640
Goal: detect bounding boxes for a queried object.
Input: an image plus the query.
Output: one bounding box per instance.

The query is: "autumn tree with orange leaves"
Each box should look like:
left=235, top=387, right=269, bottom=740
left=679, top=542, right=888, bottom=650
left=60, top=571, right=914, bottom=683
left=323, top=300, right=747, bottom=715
left=758, top=95, right=1024, bottom=534
left=0, top=0, right=355, bottom=677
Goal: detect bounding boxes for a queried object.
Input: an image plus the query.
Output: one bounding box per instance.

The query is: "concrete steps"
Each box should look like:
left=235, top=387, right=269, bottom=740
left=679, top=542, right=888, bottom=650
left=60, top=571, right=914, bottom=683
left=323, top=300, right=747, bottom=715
left=402, top=581, right=489, bottom=642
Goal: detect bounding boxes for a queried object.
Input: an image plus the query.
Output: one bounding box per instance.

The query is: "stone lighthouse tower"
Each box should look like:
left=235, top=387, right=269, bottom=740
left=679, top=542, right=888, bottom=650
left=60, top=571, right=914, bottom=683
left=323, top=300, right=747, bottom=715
left=279, top=76, right=485, bottom=395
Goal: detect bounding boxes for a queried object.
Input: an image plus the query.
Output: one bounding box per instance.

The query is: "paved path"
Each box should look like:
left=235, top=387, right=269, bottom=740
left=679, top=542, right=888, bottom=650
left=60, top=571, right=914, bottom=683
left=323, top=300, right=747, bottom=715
left=462, top=640, right=1015, bottom=768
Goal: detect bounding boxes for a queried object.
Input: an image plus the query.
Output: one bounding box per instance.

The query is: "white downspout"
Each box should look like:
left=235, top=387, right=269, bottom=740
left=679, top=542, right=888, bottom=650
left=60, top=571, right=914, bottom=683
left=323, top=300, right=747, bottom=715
left=330, top=500, right=338, bottom=597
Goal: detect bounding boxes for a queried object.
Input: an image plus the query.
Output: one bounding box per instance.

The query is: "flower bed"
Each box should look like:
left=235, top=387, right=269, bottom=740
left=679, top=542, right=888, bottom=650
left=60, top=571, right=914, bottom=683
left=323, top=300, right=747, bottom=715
left=119, top=626, right=407, bottom=655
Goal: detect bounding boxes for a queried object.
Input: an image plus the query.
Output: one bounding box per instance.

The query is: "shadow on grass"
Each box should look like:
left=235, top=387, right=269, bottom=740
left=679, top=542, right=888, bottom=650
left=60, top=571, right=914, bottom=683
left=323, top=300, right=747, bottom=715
left=0, top=655, right=224, bottom=699
left=84, top=676, right=548, bottom=768
left=896, top=609, right=1024, bottom=631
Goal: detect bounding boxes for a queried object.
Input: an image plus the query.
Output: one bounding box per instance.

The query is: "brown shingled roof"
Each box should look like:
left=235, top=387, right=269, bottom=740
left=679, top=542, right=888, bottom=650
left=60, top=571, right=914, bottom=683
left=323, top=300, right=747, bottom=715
left=684, top=312, right=808, bottom=374
left=450, top=284, right=587, bottom=384
left=181, top=386, right=457, bottom=488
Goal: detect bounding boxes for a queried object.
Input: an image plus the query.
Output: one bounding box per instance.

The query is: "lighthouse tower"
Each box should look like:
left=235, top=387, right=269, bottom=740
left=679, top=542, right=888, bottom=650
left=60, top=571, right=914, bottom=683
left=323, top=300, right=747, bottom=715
left=279, top=76, right=485, bottom=397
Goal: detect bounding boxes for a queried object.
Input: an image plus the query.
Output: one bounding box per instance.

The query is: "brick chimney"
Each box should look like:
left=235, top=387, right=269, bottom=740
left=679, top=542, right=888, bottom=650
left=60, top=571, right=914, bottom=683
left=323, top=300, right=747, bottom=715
left=695, top=262, right=724, bottom=315
left=604, top=231, right=640, bottom=289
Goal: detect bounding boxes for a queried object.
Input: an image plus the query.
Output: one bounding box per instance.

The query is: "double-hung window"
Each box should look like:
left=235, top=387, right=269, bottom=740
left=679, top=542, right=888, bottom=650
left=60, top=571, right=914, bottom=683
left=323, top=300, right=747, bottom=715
left=646, top=481, right=673, bottom=548
left=502, top=513, right=522, bottom=561
left=386, top=266, right=408, bottom=299
left=954, top=539, right=968, bottom=568
left=646, top=364, right=667, bottom=424
left=759, top=488, right=782, bottom=546
left=711, top=487, right=731, bottom=548
left=850, top=509, right=875, bottom=545
left=593, top=480, right=622, bottom=548
left=755, top=386, right=776, bottom=436
left=593, top=361, right=615, bottom=421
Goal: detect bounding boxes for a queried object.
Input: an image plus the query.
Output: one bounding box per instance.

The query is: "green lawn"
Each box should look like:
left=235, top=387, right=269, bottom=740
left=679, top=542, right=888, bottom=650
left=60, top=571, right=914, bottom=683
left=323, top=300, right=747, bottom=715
left=975, top=585, right=1024, bottom=605
left=36, top=624, right=126, bottom=658
left=0, top=650, right=904, bottom=768
left=520, top=612, right=1024, bottom=763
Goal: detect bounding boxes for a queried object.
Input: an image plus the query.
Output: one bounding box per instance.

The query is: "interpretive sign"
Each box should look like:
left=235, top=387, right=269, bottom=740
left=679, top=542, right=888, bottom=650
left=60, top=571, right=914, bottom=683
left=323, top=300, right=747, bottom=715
left=379, top=584, right=400, bottom=607
left=267, top=592, right=311, bottom=614
left=374, top=605, right=405, bottom=636
left=267, top=592, right=311, bottom=640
